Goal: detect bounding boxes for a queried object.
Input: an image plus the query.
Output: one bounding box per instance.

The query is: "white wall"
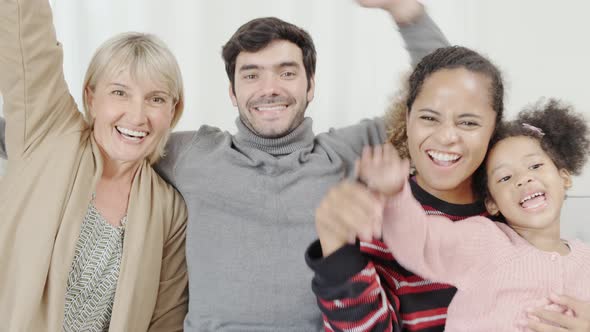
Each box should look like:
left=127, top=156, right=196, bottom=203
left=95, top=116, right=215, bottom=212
left=2, top=1, right=590, bottom=209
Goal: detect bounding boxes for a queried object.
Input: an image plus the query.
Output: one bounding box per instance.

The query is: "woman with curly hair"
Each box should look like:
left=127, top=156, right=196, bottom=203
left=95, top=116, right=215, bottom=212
left=357, top=99, right=590, bottom=331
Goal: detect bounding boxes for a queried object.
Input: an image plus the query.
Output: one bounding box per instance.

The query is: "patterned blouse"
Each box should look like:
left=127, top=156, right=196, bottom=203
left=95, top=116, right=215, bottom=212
left=62, top=197, right=127, bottom=332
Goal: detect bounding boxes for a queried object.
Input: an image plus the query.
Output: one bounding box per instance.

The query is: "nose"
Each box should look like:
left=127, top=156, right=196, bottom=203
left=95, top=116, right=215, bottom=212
left=516, top=174, right=534, bottom=187
left=127, top=99, right=147, bottom=124
left=436, top=122, right=460, bottom=145
left=259, top=74, right=280, bottom=97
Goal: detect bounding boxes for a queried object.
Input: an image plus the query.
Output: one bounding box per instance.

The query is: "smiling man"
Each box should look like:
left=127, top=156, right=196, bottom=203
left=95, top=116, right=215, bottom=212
left=153, top=1, right=449, bottom=331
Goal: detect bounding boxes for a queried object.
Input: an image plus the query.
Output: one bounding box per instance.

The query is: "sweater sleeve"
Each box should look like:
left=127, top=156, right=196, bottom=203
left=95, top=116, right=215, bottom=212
left=324, top=117, right=388, bottom=157
left=383, top=182, right=498, bottom=288
left=0, top=0, right=83, bottom=161
left=399, top=11, right=451, bottom=67
left=155, top=131, right=199, bottom=189
left=306, top=240, right=402, bottom=332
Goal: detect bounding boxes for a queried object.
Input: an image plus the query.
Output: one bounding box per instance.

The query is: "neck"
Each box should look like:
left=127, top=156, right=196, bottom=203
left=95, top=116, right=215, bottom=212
left=512, top=221, right=569, bottom=255
left=415, top=175, right=476, bottom=204
left=101, top=157, right=140, bottom=183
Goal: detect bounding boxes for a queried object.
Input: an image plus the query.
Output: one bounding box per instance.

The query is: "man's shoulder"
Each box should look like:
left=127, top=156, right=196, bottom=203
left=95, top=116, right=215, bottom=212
left=168, top=125, right=232, bottom=147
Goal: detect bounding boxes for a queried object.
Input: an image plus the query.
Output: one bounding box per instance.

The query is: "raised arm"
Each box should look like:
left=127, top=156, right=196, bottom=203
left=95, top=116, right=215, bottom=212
left=358, top=0, right=451, bottom=66
left=0, top=0, right=82, bottom=161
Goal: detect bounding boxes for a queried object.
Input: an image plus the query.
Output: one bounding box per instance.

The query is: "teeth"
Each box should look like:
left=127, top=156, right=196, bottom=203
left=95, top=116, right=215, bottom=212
left=256, top=105, right=287, bottom=112
left=520, top=192, right=544, bottom=204
left=117, top=126, right=147, bottom=138
left=427, top=151, right=461, bottom=162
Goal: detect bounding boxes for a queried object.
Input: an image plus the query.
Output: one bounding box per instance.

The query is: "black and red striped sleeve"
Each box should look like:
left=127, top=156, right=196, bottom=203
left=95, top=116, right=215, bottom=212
left=305, top=240, right=402, bottom=332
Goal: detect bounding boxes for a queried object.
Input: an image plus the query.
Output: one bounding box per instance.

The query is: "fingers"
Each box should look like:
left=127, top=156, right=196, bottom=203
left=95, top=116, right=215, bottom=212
left=525, top=318, right=567, bottom=332
left=358, top=143, right=409, bottom=196
left=549, top=294, right=588, bottom=316
left=527, top=308, right=575, bottom=331
left=316, top=181, right=384, bottom=256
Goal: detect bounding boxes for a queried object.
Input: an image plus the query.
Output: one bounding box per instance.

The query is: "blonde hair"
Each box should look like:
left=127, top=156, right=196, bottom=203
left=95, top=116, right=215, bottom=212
left=82, top=32, right=184, bottom=164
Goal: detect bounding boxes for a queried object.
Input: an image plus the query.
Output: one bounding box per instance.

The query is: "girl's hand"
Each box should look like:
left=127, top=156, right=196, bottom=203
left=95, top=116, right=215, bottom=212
left=527, top=294, right=590, bottom=331
left=357, top=143, right=410, bottom=197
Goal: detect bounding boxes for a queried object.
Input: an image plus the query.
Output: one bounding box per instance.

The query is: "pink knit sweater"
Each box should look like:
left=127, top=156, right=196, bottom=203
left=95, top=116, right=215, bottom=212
left=383, top=182, right=590, bottom=331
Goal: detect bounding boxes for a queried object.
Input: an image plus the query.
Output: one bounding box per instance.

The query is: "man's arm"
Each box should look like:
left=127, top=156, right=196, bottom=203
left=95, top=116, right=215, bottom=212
left=359, top=0, right=451, bottom=66
left=155, top=131, right=199, bottom=188
left=323, top=1, right=451, bottom=153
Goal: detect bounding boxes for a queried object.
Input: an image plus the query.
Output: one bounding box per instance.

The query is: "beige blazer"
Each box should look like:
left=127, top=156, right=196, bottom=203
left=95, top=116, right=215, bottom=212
left=0, top=0, right=189, bottom=331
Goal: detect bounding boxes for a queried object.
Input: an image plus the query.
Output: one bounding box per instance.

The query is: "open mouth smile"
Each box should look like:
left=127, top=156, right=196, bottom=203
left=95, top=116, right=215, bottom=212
left=115, top=126, right=148, bottom=142
left=519, top=191, right=547, bottom=209
left=427, top=150, right=462, bottom=167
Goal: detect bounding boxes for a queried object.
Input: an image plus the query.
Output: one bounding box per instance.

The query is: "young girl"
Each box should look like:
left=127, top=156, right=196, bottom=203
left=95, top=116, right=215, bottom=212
left=358, top=99, right=590, bottom=331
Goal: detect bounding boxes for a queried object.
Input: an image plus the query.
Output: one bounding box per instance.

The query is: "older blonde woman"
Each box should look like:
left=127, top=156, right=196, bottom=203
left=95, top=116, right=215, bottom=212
left=0, top=0, right=188, bottom=331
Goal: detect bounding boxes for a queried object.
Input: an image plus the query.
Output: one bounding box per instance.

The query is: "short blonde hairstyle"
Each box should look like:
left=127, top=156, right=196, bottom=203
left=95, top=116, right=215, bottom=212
left=82, top=32, right=184, bottom=164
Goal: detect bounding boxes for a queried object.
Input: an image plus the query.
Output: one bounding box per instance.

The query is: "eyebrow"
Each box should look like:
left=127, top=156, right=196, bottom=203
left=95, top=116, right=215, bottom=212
left=108, top=82, right=129, bottom=89
left=238, top=61, right=301, bottom=72
left=490, top=153, right=541, bottom=174
left=108, top=83, right=170, bottom=96
left=457, top=113, right=484, bottom=119
left=416, top=108, right=439, bottom=115
left=416, top=109, right=483, bottom=119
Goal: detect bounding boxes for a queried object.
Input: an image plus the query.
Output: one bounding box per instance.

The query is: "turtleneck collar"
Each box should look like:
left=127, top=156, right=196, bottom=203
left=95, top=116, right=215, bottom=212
left=233, top=117, right=315, bottom=156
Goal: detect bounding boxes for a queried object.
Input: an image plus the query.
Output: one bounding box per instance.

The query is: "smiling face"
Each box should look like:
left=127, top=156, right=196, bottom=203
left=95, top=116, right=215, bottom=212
left=86, top=69, right=175, bottom=167
left=485, top=136, right=571, bottom=232
left=406, top=68, right=497, bottom=203
left=229, top=40, right=315, bottom=138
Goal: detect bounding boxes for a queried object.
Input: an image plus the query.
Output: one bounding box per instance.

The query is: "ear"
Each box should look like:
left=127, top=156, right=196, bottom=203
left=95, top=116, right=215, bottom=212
left=485, top=197, right=500, bottom=216
left=306, top=76, right=315, bottom=103
left=229, top=84, right=238, bottom=107
left=85, top=87, right=95, bottom=117
left=559, top=168, right=573, bottom=189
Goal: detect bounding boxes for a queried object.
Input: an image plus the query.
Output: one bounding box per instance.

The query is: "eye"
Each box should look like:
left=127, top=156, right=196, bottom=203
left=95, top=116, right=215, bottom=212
left=459, top=120, right=480, bottom=128
left=530, top=163, right=543, bottom=170
left=498, top=175, right=511, bottom=183
left=419, top=115, right=437, bottom=122
left=281, top=71, right=296, bottom=78
left=243, top=74, right=257, bottom=80
left=151, top=96, right=167, bottom=104
left=111, top=90, right=126, bottom=97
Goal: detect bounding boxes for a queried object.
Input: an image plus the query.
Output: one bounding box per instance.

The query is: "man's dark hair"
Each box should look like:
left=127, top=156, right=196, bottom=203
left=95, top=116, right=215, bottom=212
left=222, top=17, right=317, bottom=92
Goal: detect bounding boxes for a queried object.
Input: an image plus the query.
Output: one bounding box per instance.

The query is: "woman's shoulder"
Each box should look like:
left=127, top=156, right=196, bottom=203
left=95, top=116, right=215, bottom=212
left=137, top=163, right=187, bottom=217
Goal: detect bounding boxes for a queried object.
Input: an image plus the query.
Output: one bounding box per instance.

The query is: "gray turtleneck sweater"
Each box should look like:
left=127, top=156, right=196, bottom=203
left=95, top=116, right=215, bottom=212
left=157, top=118, right=386, bottom=331
left=154, top=12, right=448, bottom=332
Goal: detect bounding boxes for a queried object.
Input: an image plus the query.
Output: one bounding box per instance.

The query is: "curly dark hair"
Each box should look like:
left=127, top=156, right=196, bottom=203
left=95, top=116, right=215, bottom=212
left=222, top=17, right=316, bottom=93
left=474, top=98, right=590, bottom=202
left=387, top=46, right=504, bottom=161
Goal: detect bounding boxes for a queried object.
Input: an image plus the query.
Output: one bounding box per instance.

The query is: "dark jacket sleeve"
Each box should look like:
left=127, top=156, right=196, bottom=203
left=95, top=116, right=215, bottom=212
left=306, top=240, right=402, bottom=332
